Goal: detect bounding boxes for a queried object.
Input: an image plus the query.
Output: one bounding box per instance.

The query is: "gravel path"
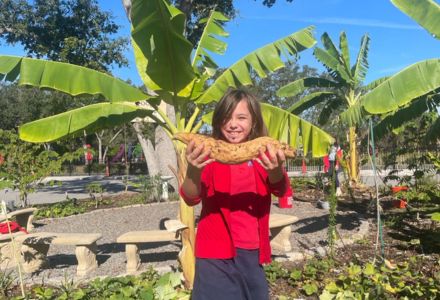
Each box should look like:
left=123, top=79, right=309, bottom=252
left=13, top=200, right=362, bottom=285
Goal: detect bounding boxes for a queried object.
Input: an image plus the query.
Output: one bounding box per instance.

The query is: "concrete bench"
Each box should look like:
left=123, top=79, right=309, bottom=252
left=269, top=213, right=298, bottom=253
left=15, top=232, right=102, bottom=276
left=0, top=231, right=27, bottom=269
left=0, top=207, right=38, bottom=232
left=117, top=214, right=298, bottom=273
left=116, top=220, right=188, bottom=274
left=0, top=208, right=38, bottom=269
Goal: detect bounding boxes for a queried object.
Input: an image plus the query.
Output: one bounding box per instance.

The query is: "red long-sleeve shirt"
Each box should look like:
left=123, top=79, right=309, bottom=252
left=180, top=160, right=289, bottom=264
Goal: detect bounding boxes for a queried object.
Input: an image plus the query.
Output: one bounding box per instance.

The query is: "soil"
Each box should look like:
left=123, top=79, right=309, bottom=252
left=269, top=185, right=440, bottom=299
left=7, top=185, right=440, bottom=299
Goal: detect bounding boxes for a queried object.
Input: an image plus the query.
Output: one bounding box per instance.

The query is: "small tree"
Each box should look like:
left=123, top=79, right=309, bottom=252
left=0, top=129, right=79, bottom=207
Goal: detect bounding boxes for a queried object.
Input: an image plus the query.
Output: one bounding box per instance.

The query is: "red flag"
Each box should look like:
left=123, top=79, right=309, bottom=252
left=301, top=158, right=307, bottom=174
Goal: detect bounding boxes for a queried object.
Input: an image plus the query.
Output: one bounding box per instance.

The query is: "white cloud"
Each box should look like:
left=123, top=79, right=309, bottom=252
left=242, top=15, right=421, bottom=30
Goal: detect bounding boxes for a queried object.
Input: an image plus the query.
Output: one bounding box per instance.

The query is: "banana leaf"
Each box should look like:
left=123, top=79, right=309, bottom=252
left=277, top=77, right=339, bottom=98
left=131, top=0, right=195, bottom=97
left=361, top=59, right=440, bottom=114
left=19, top=102, right=152, bottom=142
left=288, top=91, right=336, bottom=114
left=373, top=96, right=431, bottom=140
left=391, top=0, right=440, bottom=40
left=197, top=26, right=316, bottom=104
left=261, top=103, right=334, bottom=157
left=0, top=56, right=149, bottom=102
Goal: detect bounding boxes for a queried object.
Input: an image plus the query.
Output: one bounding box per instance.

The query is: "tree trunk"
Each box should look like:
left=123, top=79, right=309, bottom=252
left=349, top=126, right=358, bottom=183
left=95, top=131, right=103, bottom=164
left=132, top=121, right=160, bottom=176
left=155, top=103, right=178, bottom=192
left=175, top=143, right=196, bottom=289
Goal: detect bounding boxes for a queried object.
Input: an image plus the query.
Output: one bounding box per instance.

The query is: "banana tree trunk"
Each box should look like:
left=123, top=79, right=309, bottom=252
left=349, top=126, right=359, bottom=183
left=132, top=121, right=160, bottom=176
left=155, top=104, right=178, bottom=192
left=175, top=142, right=196, bottom=288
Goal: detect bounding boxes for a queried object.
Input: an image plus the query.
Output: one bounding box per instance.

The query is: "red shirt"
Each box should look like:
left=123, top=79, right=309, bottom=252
left=180, top=160, right=289, bottom=264
left=229, top=161, right=259, bottom=249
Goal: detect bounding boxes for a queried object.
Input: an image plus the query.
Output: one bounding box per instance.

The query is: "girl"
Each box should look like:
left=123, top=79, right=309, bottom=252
left=180, top=88, right=289, bottom=300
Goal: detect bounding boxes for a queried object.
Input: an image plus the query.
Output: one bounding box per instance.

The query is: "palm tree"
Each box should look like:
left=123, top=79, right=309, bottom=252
left=277, top=32, right=370, bottom=182
left=340, top=0, right=440, bottom=142
left=0, top=0, right=334, bottom=286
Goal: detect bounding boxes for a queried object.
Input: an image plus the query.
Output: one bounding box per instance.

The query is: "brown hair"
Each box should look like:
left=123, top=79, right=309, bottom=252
left=212, top=88, right=267, bottom=141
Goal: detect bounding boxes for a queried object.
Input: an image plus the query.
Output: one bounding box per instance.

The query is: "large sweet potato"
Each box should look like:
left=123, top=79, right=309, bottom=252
left=173, top=132, right=295, bottom=164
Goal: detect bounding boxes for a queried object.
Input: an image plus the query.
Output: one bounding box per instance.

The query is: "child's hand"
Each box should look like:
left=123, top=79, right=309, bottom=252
left=256, top=144, right=286, bottom=183
left=185, top=140, right=215, bottom=170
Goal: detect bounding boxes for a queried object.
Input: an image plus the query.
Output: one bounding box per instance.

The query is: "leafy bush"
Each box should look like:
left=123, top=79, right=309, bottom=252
left=35, top=200, right=86, bottom=219
left=321, top=257, right=440, bottom=299
left=10, top=268, right=190, bottom=299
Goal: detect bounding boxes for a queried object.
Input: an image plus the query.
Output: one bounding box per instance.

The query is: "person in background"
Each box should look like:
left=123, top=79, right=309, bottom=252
left=328, top=141, right=343, bottom=196
left=180, top=88, right=289, bottom=300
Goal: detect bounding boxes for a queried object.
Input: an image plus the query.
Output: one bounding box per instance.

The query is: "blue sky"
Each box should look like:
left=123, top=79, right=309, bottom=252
left=1, top=0, right=439, bottom=86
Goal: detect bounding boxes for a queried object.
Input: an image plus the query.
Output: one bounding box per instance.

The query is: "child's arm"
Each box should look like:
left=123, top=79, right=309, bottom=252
left=256, top=144, right=289, bottom=196
left=180, top=140, right=214, bottom=204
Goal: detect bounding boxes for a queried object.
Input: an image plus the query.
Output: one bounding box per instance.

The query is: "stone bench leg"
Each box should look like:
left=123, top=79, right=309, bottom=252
left=21, top=244, right=49, bottom=273
left=16, top=213, right=34, bottom=231
left=75, top=243, right=98, bottom=276
left=125, top=244, right=140, bottom=274
left=270, top=226, right=292, bottom=252
left=0, top=241, right=18, bottom=269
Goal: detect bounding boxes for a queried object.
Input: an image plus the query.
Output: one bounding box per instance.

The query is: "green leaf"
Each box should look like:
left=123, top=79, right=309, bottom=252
left=19, top=102, right=152, bottom=142
left=426, top=115, right=440, bottom=141
left=339, top=32, right=351, bottom=75
left=391, top=0, right=440, bottom=40
left=277, top=77, right=339, bottom=98
left=130, top=0, right=195, bottom=95
left=373, top=96, right=431, bottom=140
left=0, top=56, right=149, bottom=102
left=192, top=11, right=229, bottom=69
left=321, top=32, right=340, bottom=60
left=313, top=47, right=340, bottom=74
left=324, top=281, right=340, bottom=293
left=339, top=101, right=366, bottom=126
left=431, top=212, right=440, bottom=222
left=361, top=76, right=390, bottom=92
left=352, top=34, right=370, bottom=85
left=261, top=103, right=334, bottom=157
left=197, top=26, right=316, bottom=104
left=317, top=97, right=345, bottom=125
left=303, top=282, right=319, bottom=295
left=288, top=91, right=336, bottom=114
left=363, top=263, right=376, bottom=275
left=360, top=59, right=440, bottom=114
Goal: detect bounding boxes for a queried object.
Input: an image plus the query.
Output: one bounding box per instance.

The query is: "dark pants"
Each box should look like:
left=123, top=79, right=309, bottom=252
left=328, top=161, right=339, bottom=188
left=192, top=248, right=269, bottom=300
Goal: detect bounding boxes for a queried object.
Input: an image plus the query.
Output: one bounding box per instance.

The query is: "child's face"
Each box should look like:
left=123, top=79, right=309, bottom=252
left=221, top=100, right=253, bottom=144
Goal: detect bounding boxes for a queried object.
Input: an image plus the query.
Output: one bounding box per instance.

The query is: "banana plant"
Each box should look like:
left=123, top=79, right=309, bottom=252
left=277, top=32, right=370, bottom=182
left=340, top=0, right=440, bottom=143
left=0, top=0, right=334, bottom=286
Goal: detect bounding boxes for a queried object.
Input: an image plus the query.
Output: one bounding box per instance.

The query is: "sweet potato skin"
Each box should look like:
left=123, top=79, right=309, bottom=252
left=173, top=132, right=295, bottom=164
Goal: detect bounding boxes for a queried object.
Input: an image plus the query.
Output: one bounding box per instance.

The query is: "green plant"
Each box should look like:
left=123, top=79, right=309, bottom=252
left=264, top=261, right=289, bottom=284
left=0, top=130, right=82, bottom=207
left=130, top=175, right=163, bottom=203
left=321, top=258, right=440, bottom=299
left=86, top=182, right=105, bottom=208
left=35, top=200, right=86, bottom=219
left=0, top=269, right=15, bottom=298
